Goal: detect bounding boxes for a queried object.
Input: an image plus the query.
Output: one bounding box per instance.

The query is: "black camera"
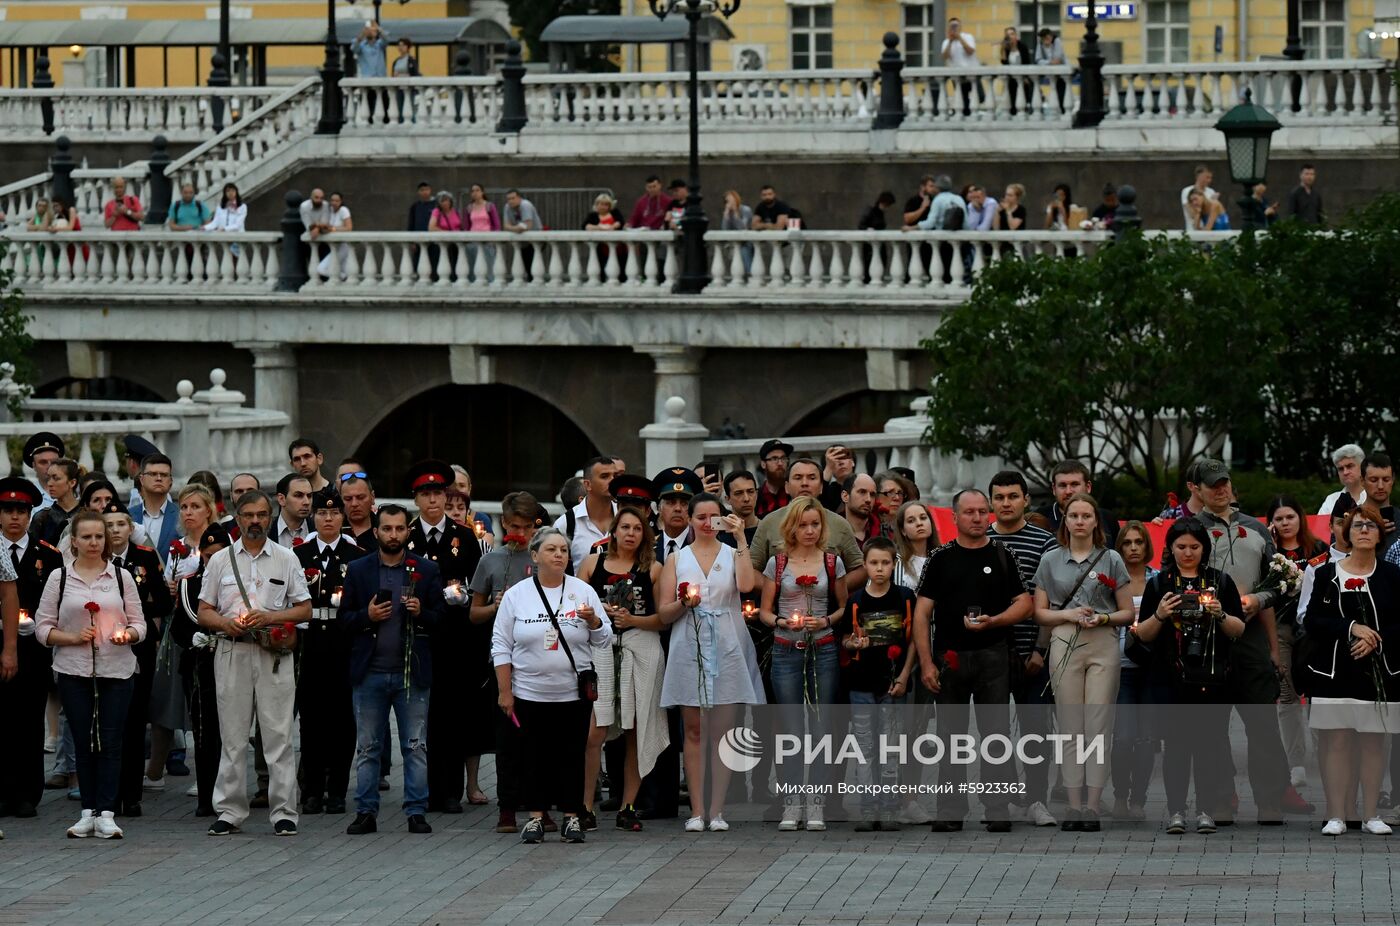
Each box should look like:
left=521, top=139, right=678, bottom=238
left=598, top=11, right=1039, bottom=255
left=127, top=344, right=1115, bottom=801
left=1175, top=591, right=1207, bottom=660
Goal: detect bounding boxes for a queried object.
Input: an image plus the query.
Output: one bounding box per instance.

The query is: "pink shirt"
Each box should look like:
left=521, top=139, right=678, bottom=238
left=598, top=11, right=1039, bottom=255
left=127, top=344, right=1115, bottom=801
left=104, top=195, right=143, bottom=231
left=36, top=560, right=146, bottom=679
left=431, top=207, right=463, bottom=231
left=467, top=203, right=493, bottom=232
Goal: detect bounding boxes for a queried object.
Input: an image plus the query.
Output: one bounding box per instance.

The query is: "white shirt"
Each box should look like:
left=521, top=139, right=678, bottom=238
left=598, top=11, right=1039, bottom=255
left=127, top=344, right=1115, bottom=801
left=658, top=528, right=689, bottom=565
left=202, top=203, right=247, bottom=233
left=300, top=199, right=333, bottom=231
left=274, top=515, right=309, bottom=549
left=552, top=500, right=615, bottom=570
left=1318, top=487, right=1367, bottom=517
left=5, top=533, right=29, bottom=568
left=1296, top=545, right=1349, bottom=627
left=140, top=498, right=168, bottom=548
left=941, top=32, right=978, bottom=68
left=199, top=538, right=311, bottom=619
left=418, top=516, right=449, bottom=545
left=490, top=574, right=612, bottom=702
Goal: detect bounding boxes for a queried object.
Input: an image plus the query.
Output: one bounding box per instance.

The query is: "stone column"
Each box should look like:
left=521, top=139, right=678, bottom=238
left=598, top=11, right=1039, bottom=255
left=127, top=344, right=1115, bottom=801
left=640, top=397, right=709, bottom=476
left=636, top=345, right=704, bottom=426
left=235, top=341, right=298, bottom=437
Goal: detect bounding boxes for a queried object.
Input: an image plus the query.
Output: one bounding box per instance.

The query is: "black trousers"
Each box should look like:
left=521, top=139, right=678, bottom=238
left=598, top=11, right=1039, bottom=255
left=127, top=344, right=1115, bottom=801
left=516, top=697, right=591, bottom=815
left=1227, top=623, right=1287, bottom=812
left=297, top=624, right=355, bottom=802
left=427, top=635, right=467, bottom=808
left=0, top=636, right=50, bottom=809
left=180, top=648, right=221, bottom=810
left=119, top=633, right=159, bottom=805
left=935, top=641, right=1014, bottom=820
left=494, top=703, right=522, bottom=811
left=1164, top=697, right=1231, bottom=815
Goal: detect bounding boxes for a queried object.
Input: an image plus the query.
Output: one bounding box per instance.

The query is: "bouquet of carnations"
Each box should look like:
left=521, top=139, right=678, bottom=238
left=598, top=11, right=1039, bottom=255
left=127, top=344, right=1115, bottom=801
left=1254, top=552, right=1304, bottom=599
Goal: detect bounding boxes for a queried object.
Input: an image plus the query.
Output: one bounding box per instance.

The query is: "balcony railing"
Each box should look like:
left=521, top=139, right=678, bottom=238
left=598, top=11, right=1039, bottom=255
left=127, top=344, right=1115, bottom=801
left=0, top=87, right=280, bottom=141
left=1, top=230, right=282, bottom=291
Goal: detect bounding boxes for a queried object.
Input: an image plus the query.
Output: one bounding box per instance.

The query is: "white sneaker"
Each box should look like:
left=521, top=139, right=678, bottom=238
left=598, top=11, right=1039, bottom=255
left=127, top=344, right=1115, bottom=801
left=1026, top=801, right=1058, bottom=827
left=185, top=784, right=199, bottom=797
left=95, top=811, right=124, bottom=839
left=684, top=815, right=705, bottom=833
left=67, top=809, right=95, bottom=839
left=1362, top=817, right=1393, bottom=836
left=899, top=801, right=931, bottom=825
left=1290, top=766, right=1308, bottom=788
left=142, top=776, right=165, bottom=792
left=778, top=802, right=802, bottom=831
left=1196, top=812, right=1216, bottom=834
left=708, top=815, right=729, bottom=832
left=805, top=802, right=825, bottom=832
left=1322, top=818, right=1346, bottom=836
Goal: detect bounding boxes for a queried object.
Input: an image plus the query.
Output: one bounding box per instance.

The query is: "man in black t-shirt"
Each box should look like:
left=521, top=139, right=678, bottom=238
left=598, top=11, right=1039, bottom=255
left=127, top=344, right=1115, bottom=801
left=914, top=489, right=1032, bottom=832
left=751, top=184, right=796, bottom=230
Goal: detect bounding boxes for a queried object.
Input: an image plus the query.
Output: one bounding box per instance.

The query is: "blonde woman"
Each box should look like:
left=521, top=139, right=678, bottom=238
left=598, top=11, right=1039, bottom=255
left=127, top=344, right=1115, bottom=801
left=892, top=500, right=938, bottom=590
left=1032, top=492, right=1133, bottom=831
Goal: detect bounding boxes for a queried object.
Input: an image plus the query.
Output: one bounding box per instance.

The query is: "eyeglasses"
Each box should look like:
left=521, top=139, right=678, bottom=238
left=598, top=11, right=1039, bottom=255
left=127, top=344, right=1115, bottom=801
left=339, top=471, right=368, bottom=483
left=763, top=456, right=788, bottom=465
left=879, top=490, right=905, bottom=499
left=1351, top=520, right=1381, bottom=532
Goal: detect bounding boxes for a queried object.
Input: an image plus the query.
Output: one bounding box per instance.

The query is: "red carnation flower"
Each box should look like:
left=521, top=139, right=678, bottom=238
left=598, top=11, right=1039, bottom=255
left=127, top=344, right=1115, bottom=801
left=1345, top=577, right=1366, bottom=591
left=503, top=533, right=528, bottom=545
left=1166, top=491, right=1180, bottom=509
left=169, top=539, right=190, bottom=558
left=794, top=575, right=819, bottom=588
left=942, top=649, right=959, bottom=672
left=888, top=644, right=903, bottom=662
left=304, top=568, right=320, bottom=580
left=292, top=537, right=305, bottom=547
left=83, top=601, right=100, bottom=614
left=1237, top=526, right=1248, bottom=539
left=1211, top=530, right=1223, bottom=539
left=1096, top=573, right=1118, bottom=590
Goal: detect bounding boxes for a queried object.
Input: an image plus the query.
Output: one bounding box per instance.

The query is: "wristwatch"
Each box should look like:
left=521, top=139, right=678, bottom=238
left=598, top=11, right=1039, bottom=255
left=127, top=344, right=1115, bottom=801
left=1034, top=645, right=1048, bottom=657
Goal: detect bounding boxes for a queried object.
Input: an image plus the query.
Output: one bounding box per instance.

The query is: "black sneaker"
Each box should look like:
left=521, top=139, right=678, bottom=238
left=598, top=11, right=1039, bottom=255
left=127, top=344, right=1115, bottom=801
left=208, top=820, right=241, bottom=836
left=520, top=817, right=545, bottom=844
left=346, top=813, right=377, bottom=835
left=855, top=820, right=878, bottom=832
left=562, top=816, right=585, bottom=843
left=443, top=799, right=464, bottom=815
left=1061, top=809, right=1083, bottom=832
left=274, top=819, right=298, bottom=836
left=579, top=809, right=598, bottom=832
left=120, top=801, right=142, bottom=818
left=986, top=820, right=1012, bottom=833
left=407, top=814, right=432, bottom=834
left=302, top=795, right=324, bottom=815
left=1080, top=809, right=1102, bottom=833
left=616, top=807, right=643, bottom=832
left=929, top=820, right=963, bottom=832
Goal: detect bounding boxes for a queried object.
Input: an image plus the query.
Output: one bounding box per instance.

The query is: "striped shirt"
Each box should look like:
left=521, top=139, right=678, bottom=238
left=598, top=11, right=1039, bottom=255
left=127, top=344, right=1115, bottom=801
left=990, top=522, right=1057, bottom=655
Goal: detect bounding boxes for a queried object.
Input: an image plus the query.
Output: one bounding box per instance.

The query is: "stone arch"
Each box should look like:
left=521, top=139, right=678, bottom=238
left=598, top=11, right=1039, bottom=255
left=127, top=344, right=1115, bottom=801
left=781, top=388, right=921, bottom=437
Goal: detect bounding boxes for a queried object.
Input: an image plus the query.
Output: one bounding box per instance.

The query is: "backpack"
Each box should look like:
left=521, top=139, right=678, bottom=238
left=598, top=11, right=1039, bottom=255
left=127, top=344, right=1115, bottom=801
left=773, top=550, right=839, bottom=618
left=941, top=204, right=965, bottom=231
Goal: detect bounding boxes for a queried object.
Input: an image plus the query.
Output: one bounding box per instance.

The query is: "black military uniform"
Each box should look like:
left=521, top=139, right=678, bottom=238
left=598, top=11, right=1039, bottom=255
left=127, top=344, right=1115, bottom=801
left=170, top=524, right=232, bottom=816
left=404, top=461, right=485, bottom=813
left=296, top=490, right=368, bottom=815
left=0, top=478, right=63, bottom=816
left=110, top=505, right=174, bottom=817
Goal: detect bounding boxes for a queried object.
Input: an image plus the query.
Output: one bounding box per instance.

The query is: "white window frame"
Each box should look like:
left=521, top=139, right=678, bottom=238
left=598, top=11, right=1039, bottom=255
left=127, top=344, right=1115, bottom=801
left=902, top=2, right=939, bottom=69
left=789, top=3, right=834, bottom=71
left=1300, top=0, right=1349, bottom=60
left=1143, top=0, right=1191, bottom=64
left=1017, top=1, right=1061, bottom=30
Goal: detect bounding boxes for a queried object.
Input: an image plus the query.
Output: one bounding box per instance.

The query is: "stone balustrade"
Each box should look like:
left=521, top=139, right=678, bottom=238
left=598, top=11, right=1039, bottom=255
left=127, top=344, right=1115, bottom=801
left=1, top=230, right=283, bottom=291
left=903, top=65, right=1078, bottom=124
left=0, top=365, right=291, bottom=488
left=0, top=87, right=278, bottom=142
left=342, top=77, right=501, bottom=130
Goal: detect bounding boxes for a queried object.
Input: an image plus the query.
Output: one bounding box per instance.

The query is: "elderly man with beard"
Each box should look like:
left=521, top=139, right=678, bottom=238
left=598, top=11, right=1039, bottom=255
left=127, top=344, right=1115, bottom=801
left=197, top=490, right=311, bottom=837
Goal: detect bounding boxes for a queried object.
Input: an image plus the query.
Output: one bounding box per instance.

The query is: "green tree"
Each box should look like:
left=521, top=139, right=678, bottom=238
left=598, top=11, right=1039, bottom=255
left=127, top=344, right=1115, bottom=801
left=507, top=0, right=622, bottom=71
left=0, top=240, right=34, bottom=415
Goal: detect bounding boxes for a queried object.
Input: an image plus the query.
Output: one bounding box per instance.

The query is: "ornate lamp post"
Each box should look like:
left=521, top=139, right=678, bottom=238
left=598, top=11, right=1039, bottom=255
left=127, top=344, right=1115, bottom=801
left=317, top=0, right=344, bottom=134
left=1214, top=90, right=1281, bottom=230
left=208, top=0, right=231, bottom=131
left=647, top=0, right=741, bottom=294
left=1071, top=3, right=1105, bottom=128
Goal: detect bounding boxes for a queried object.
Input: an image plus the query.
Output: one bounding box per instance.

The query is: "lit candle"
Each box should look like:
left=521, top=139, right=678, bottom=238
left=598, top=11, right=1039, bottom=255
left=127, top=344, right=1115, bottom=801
left=111, top=624, right=128, bottom=645
left=473, top=521, right=486, bottom=539
left=446, top=580, right=464, bottom=604
left=742, top=601, right=757, bottom=621
left=789, top=611, right=805, bottom=630
left=17, top=609, right=33, bottom=633
left=330, top=587, right=343, bottom=608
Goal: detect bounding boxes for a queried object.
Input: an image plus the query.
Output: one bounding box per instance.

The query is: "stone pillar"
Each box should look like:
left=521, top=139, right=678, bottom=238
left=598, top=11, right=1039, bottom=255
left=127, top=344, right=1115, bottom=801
left=636, top=345, right=704, bottom=425
left=236, top=341, right=298, bottom=437
left=640, top=397, right=709, bottom=476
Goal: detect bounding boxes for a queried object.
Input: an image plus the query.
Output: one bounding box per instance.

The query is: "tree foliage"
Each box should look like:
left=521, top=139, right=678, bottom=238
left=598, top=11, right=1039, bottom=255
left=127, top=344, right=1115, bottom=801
left=507, top=0, right=622, bottom=71
left=0, top=241, right=35, bottom=415
left=921, top=193, right=1400, bottom=497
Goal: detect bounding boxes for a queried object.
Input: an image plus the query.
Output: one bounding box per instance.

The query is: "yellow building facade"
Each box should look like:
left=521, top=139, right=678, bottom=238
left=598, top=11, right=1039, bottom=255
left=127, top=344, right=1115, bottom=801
left=0, top=0, right=457, bottom=87
left=639, top=0, right=1380, bottom=73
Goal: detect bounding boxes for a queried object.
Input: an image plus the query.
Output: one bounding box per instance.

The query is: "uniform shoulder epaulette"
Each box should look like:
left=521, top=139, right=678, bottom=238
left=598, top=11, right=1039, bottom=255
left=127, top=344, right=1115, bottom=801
left=133, top=543, right=155, bottom=553
left=38, top=539, right=61, bottom=553
left=1308, top=552, right=1330, bottom=568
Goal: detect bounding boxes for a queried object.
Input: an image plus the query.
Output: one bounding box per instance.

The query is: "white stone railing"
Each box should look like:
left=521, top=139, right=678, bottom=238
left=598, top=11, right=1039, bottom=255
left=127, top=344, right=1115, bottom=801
left=70, top=165, right=152, bottom=220
left=164, top=76, right=321, bottom=201
left=0, top=87, right=279, bottom=141
left=1, top=367, right=291, bottom=489
left=903, top=65, right=1077, bottom=124
left=522, top=69, right=880, bottom=126
left=298, top=229, right=677, bottom=292
left=706, top=229, right=1112, bottom=295
left=1, top=229, right=282, bottom=291
left=1102, top=59, right=1395, bottom=123
left=0, top=172, right=53, bottom=228
left=342, top=76, right=500, bottom=130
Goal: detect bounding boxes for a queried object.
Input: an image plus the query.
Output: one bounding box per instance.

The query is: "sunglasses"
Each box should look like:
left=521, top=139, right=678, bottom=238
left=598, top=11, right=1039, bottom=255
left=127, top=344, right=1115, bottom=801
left=338, top=471, right=368, bottom=483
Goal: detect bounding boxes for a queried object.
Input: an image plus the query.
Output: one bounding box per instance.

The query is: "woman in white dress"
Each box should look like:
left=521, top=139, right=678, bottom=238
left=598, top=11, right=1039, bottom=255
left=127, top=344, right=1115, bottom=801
left=658, top=492, right=763, bottom=832
left=316, top=191, right=353, bottom=280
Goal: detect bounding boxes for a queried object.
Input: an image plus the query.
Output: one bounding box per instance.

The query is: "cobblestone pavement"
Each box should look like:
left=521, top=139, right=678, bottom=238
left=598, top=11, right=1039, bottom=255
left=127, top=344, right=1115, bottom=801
left=2, top=746, right=1398, bottom=926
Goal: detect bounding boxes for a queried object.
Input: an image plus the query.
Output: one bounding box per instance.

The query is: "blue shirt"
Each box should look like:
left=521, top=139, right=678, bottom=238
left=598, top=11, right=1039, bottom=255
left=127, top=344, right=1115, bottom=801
left=917, top=191, right=967, bottom=230
left=353, top=36, right=388, bottom=78
left=170, top=199, right=210, bottom=228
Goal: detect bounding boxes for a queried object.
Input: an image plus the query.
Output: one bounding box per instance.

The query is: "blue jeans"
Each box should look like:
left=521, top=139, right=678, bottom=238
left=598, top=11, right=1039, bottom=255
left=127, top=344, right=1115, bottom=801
left=1111, top=666, right=1166, bottom=807
left=56, top=673, right=133, bottom=813
left=770, top=640, right=840, bottom=792
left=850, top=690, right=904, bottom=816
left=352, top=671, right=429, bottom=817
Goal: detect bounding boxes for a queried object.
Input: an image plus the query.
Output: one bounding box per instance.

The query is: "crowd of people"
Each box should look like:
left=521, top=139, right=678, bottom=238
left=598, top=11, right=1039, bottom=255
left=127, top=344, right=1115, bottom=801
left=2, top=429, right=1396, bottom=845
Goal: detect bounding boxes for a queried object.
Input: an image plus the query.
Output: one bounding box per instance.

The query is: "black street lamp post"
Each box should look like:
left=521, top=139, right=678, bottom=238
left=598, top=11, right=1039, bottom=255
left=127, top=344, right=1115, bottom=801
left=317, top=0, right=344, bottom=134
left=647, top=0, right=741, bottom=294
left=1072, top=4, right=1105, bottom=128
left=1215, top=89, right=1281, bottom=230
left=1282, top=0, right=1303, bottom=113
left=208, top=0, right=231, bottom=132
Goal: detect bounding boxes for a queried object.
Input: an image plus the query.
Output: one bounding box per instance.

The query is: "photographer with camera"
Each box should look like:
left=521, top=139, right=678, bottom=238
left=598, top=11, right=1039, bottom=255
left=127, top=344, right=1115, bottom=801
left=1132, top=517, right=1246, bottom=835
left=492, top=528, right=611, bottom=846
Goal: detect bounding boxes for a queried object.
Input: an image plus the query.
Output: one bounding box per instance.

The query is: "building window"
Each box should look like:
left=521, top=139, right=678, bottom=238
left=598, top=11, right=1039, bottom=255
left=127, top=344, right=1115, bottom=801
left=1145, top=0, right=1190, bottom=63
left=903, top=4, right=938, bottom=68
left=791, top=5, right=834, bottom=70
left=1300, top=0, right=1347, bottom=59
left=1017, top=1, right=1061, bottom=31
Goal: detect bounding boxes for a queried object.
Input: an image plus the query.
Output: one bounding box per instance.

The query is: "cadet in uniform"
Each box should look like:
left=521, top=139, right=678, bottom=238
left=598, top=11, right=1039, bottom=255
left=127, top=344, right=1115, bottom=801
left=404, top=461, right=485, bottom=813
left=295, top=489, right=368, bottom=815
